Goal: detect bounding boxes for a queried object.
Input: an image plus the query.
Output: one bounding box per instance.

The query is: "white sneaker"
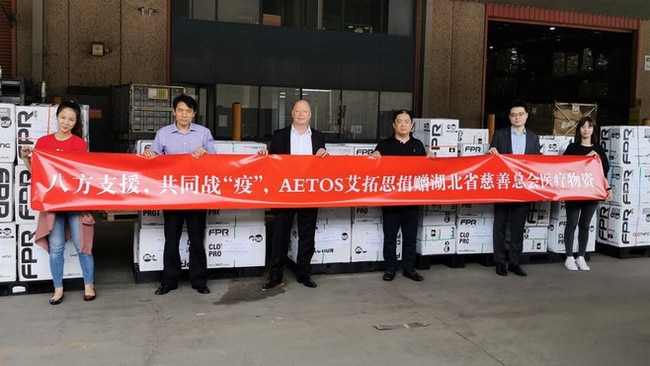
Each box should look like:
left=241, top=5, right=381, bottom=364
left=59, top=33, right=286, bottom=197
left=564, top=257, right=578, bottom=271
left=576, top=256, right=590, bottom=271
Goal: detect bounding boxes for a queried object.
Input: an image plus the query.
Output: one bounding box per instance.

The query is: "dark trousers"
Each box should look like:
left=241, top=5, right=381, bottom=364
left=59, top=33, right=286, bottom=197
left=161, top=209, right=208, bottom=287
left=564, top=200, right=598, bottom=257
left=493, top=202, right=528, bottom=265
left=382, top=206, right=419, bottom=273
left=269, top=207, right=318, bottom=281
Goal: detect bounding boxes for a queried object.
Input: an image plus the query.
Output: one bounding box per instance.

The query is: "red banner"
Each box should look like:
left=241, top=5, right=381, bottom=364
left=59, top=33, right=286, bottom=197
left=30, top=150, right=607, bottom=211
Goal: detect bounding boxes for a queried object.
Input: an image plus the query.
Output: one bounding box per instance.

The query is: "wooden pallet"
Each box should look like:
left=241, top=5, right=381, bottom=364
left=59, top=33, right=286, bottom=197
left=133, top=264, right=264, bottom=284
left=596, top=242, right=650, bottom=259
left=518, top=252, right=562, bottom=265
left=103, top=210, right=138, bottom=221
left=416, top=253, right=465, bottom=269
left=0, top=278, right=84, bottom=297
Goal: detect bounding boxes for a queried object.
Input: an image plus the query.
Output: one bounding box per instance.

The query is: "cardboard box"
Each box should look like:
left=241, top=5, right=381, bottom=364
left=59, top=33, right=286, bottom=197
left=416, top=225, right=455, bottom=255
left=539, top=135, right=573, bottom=155
left=0, top=163, right=13, bottom=222
left=350, top=223, right=401, bottom=262
left=526, top=201, right=551, bottom=227
left=553, top=102, right=597, bottom=137
left=455, top=217, right=494, bottom=254
left=419, top=209, right=455, bottom=226
left=205, top=224, right=266, bottom=268
left=206, top=208, right=265, bottom=226
left=596, top=203, right=650, bottom=247
left=522, top=226, right=548, bottom=253
left=457, top=128, right=488, bottom=144
left=0, top=223, right=17, bottom=282
left=324, top=144, right=355, bottom=156
left=458, top=143, right=489, bottom=157
left=289, top=221, right=351, bottom=264
left=345, top=143, right=376, bottom=156
left=213, top=140, right=267, bottom=154
left=547, top=217, right=596, bottom=254
left=316, top=207, right=351, bottom=226
left=352, top=206, right=383, bottom=224
left=456, top=203, right=494, bottom=218
left=608, top=166, right=650, bottom=206
left=134, top=225, right=190, bottom=272
left=0, top=103, right=16, bottom=163
left=262, top=13, right=281, bottom=26
left=14, top=165, right=38, bottom=224
left=134, top=139, right=154, bottom=154
left=608, top=126, right=650, bottom=166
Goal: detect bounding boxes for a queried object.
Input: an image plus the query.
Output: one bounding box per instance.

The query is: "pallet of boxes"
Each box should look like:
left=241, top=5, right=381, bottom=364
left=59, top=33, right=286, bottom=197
left=1, top=102, right=90, bottom=295
left=596, top=125, right=650, bottom=258
left=132, top=140, right=269, bottom=282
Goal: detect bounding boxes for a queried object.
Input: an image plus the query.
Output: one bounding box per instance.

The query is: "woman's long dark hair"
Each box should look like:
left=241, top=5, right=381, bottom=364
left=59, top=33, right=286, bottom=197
left=574, top=116, right=598, bottom=146
left=56, top=100, right=83, bottom=138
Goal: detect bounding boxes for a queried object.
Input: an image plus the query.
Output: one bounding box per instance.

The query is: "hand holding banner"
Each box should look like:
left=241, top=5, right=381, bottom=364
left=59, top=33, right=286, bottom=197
left=30, top=150, right=607, bottom=211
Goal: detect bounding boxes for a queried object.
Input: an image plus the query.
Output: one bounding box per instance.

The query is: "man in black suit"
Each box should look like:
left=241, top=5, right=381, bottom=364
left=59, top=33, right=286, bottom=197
left=487, top=99, right=541, bottom=277
left=259, top=100, right=329, bottom=289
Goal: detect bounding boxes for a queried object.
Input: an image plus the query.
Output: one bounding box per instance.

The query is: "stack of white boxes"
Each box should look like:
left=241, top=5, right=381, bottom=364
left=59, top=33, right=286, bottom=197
left=455, top=203, right=494, bottom=254
left=597, top=126, right=650, bottom=248
left=412, top=118, right=459, bottom=157
left=417, top=204, right=456, bottom=255
left=316, top=144, right=403, bottom=264
left=132, top=140, right=267, bottom=273
left=350, top=206, right=402, bottom=263
left=6, top=103, right=90, bottom=284
left=0, top=104, right=17, bottom=282
left=289, top=207, right=352, bottom=265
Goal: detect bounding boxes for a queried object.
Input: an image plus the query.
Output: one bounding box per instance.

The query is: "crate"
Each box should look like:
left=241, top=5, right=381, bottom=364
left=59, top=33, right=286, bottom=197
left=102, top=210, right=138, bottom=221
left=416, top=253, right=464, bottom=269
left=131, top=109, right=173, bottom=133
left=553, top=102, right=597, bottom=136
left=596, top=242, right=650, bottom=259
left=111, top=83, right=185, bottom=137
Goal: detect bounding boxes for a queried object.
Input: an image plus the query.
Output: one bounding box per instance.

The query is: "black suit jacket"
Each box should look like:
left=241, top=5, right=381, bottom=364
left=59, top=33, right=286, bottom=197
left=269, top=126, right=326, bottom=155
left=490, top=126, right=541, bottom=155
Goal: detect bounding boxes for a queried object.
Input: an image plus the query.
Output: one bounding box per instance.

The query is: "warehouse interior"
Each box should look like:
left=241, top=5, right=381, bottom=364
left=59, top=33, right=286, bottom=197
left=1, top=1, right=650, bottom=365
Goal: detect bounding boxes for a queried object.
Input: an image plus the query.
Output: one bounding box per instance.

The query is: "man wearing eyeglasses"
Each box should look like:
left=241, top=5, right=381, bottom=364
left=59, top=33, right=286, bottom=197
left=487, top=99, right=541, bottom=277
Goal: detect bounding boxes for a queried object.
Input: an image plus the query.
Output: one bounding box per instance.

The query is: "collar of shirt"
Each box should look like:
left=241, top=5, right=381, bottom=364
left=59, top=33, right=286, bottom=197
left=171, top=122, right=196, bottom=134
left=290, top=124, right=313, bottom=155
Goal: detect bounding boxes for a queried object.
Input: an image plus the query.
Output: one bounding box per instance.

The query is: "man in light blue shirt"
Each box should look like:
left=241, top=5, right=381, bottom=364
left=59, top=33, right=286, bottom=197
left=143, top=94, right=215, bottom=295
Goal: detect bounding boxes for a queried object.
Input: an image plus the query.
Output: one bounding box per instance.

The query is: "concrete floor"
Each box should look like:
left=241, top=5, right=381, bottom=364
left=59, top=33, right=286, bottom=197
left=1, top=220, right=650, bottom=366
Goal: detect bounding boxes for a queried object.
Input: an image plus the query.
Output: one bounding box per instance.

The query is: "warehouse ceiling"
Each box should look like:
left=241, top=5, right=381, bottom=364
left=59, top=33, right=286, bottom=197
left=481, top=0, right=650, bottom=20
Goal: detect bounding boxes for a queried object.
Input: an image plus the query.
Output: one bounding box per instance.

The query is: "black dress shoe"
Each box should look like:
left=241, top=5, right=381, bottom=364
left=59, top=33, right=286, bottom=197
left=508, top=264, right=527, bottom=276
left=403, top=270, right=424, bottom=281
left=382, top=271, right=396, bottom=281
left=495, top=263, right=507, bottom=276
left=154, top=284, right=177, bottom=295
left=49, top=294, right=64, bottom=305
left=84, top=292, right=96, bottom=302
left=299, top=276, right=317, bottom=288
left=262, top=278, right=283, bottom=290
left=193, top=285, right=210, bottom=294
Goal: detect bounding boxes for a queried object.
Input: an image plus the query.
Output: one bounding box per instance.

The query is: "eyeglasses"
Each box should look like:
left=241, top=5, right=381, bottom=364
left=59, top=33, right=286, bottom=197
left=509, top=112, right=527, bottom=118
